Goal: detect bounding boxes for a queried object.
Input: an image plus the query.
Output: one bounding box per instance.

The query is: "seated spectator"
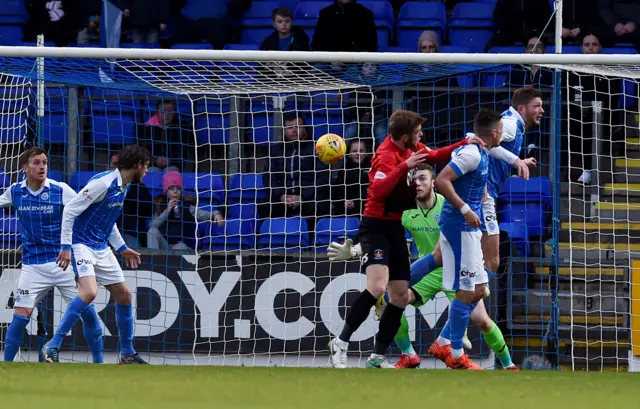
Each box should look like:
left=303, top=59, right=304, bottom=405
left=596, top=0, right=640, bottom=50
left=259, top=113, right=331, bottom=227
left=561, top=0, right=607, bottom=45
left=77, top=15, right=100, bottom=45
left=139, top=100, right=194, bottom=173
left=122, top=0, right=169, bottom=44
left=486, top=0, right=552, bottom=51
left=418, top=30, right=439, bottom=53
left=260, top=7, right=310, bottom=51
left=333, top=139, right=371, bottom=216
left=312, top=0, right=378, bottom=52
left=173, top=0, right=250, bottom=49
left=148, top=171, right=224, bottom=250
left=509, top=36, right=553, bottom=87
left=110, top=152, right=154, bottom=248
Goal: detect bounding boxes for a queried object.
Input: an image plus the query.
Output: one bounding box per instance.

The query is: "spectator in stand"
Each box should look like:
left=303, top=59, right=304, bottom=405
left=76, top=15, right=101, bottom=44
left=139, top=100, right=194, bottom=173
left=260, top=7, right=310, bottom=51
left=596, top=0, right=640, bottom=50
left=147, top=171, right=224, bottom=251
left=561, top=0, right=608, bottom=45
left=122, top=0, right=169, bottom=44
left=333, top=139, right=371, bottom=217
left=173, top=0, right=251, bottom=49
left=485, top=0, right=552, bottom=51
left=24, top=0, right=101, bottom=46
left=509, top=36, right=553, bottom=87
left=110, top=152, right=154, bottom=248
left=259, top=113, right=331, bottom=227
left=418, top=30, right=439, bottom=53
left=312, top=0, right=378, bottom=52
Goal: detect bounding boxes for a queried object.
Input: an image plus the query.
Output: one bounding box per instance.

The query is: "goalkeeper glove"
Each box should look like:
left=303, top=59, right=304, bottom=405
left=327, top=239, right=359, bottom=261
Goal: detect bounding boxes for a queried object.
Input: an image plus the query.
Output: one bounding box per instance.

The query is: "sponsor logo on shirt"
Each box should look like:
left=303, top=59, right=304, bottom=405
left=83, top=190, right=93, bottom=200
left=18, top=205, right=54, bottom=214
left=108, top=202, right=124, bottom=208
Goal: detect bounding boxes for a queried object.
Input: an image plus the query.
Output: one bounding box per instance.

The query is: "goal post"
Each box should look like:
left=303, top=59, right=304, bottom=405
left=0, top=46, right=638, bottom=370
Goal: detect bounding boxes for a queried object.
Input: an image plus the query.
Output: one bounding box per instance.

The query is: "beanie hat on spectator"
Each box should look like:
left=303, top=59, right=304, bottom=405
left=163, top=170, right=183, bottom=194
left=418, top=30, right=440, bottom=52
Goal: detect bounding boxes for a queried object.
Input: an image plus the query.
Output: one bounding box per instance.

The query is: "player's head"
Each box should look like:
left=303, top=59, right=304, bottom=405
left=512, top=87, right=544, bottom=127
left=283, top=113, right=308, bottom=141
left=388, top=109, right=425, bottom=149
left=114, top=145, right=152, bottom=183
left=414, top=163, right=435, bottom=202
left=473, top=108, right=503, bottom=147
left=20, top=147, right=48, bottom=183
left=272, top=7, right=293, bottom=35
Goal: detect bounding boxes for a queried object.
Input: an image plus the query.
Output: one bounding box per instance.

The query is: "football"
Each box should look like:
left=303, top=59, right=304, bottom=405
left=315, top=133, right=346, bottom=165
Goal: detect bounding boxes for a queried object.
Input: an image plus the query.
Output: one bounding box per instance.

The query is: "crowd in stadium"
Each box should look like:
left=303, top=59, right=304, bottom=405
left=1, top=0, right=636, bottom=252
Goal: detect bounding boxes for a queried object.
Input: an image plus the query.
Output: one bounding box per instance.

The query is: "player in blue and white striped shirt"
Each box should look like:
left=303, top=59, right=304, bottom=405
left=1, top=147, right=103, bottom=363
left=43, top=145, right=152, bottom=364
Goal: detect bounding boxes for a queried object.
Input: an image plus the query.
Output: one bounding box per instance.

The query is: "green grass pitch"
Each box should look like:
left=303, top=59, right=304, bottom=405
left=0, top=363, right=638, bottom=409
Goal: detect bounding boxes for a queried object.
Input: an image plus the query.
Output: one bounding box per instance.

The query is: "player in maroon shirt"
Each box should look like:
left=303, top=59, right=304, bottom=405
left=328, top=109, right=484, bottom=368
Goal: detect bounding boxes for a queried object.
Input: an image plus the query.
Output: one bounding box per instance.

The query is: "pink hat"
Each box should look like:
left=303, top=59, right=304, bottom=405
left=163, top=170, right=183, bottom=194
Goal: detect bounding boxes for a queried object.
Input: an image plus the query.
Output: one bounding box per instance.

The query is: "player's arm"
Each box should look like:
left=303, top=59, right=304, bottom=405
left=368, top=150, right=430, bottom=201
left=433, top=146, right=482, bottom=228
left=489, top=146, right=536, bottom=180
left=0, top=184, right=14, bottom=209
left=108, top=225, right=128, bottom=253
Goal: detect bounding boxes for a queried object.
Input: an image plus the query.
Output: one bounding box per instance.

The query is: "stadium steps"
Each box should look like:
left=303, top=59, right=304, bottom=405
left=535, top=265, right=626, bottom=279
left=512, top=314, right=624, bottom=327
left=559, top=222, right=640, bottom=242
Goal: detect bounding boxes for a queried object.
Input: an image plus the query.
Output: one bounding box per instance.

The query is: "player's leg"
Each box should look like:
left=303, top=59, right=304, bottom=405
left=329, top=219, right=389, bottom=368
left=98, top=249, right=147, bottom=364
left=44, top=247, right=100, bottom=362
left=441, top=230, right=484, bottom=370
left=481, top=196, right=500, bottom=275
left=4, top=264, right=50, bottom=362
left=470, top=300, right=517, bottom=369
left=55, top=264, right=104, bottom=364
left=408, top=242, right=442, bottom=286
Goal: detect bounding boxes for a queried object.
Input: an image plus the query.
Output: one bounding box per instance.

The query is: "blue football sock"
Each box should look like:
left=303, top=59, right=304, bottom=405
left=4, top=314, right=29, bottom=361
left=49, top=297, right=89, bottom=348
left=449, top=299, right=472, bottom=352
left=383, top=291, right=389, bottom=304
left=410, top=253, right=439, bottom=286
left=81, top=305, right=104, bottom=364
left=439, top=320, right=452, bottom=341
left=115, top=303, right=135, bottom=356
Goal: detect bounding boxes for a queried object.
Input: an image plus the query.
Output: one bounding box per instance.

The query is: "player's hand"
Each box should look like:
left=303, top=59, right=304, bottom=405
left=512, top=158, right=530, bottom=180
left=327, top=239, right=357, bottom=261
left=57, top=249, right=71, bottom=271
left=463, top=209, right=481, bottom=229
left=466, top=135, right=486, bottom=148
left=122, top=248, right=141, bottom=269
left=405, top=149, right=430, bottom=169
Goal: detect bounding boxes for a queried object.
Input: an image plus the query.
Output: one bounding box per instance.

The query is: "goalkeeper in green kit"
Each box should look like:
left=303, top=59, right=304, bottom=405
left=328, top=163, right=517, bottom=370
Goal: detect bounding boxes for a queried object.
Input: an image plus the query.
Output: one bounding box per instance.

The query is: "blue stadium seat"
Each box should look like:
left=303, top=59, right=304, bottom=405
left=314, top=217, right=360, bottom=246
left=43, top=88, right=68, bottom=144
left=69, top=171, right=97, bottom=191
left=295, top=1, right=331, bottom=37
left=46, top=170, right=63, bottom=183
left=1, top=0, right=27, bottom=20
left=199, top=219, right=256, bottom=250
left=1, top=216, right=20, bottom=248
left=481, top=66, right=511, bottom=87
left=621, top=79, right=638, bottom=109
left=91, top=106, right=136, bottom=145
left=499, top=222, right=530, bottom=256
left=224, top=43, right=261, bottom=50
left=171, top=43, right=213, bottom=50
left=487, top=46, right=523, bottom=54
left=0, top=169, right=11, bottom=192
left=498, top=176, right=551, bottom=237
left=142, top=172, right=164, bottom=197
left=380, top=46, right=414, bottom=53
left=228, top=173, right=267, bottom=202
left=120, top=42, right=160, bottom=49
left=440, top=45, right=471, bottom=53
left=21, top=41, right=56, bottom=47
left=447, top=2, right=495, bottom=53
left=546, top=45, right=582, bottom=54
left=602, top=47, right=638, bottom=55
left=0, top=25, right=23, bottom=45
left=194, top=100, right=230, bottom=144
left=258, top=217, right=310, bottom=249
left=360, top=1, right=394, bottom=48
left=183, top=172, right=225, bottom=203
left=397, top=2, right=447, bottom=50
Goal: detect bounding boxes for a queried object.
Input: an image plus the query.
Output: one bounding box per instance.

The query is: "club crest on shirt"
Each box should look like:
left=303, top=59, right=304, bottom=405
left=40, top=192, right=49, bottom=201
left=434, top=214, right=440, bottom=223
left=373, top=249, right=384, bottom=260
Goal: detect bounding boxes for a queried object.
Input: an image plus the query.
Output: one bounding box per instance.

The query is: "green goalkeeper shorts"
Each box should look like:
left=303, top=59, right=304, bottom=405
left=410, top=268, right=455, bottom=307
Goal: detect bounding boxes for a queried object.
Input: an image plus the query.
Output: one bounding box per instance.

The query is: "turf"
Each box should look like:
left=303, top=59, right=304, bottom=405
left=0, top=363, right=637, bottom=409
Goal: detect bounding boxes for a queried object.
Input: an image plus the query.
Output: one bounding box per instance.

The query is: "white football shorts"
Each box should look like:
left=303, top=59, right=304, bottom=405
left=440, top=229, right=487, bottom=292
left=71, top=243, right=125, bottom=286
left=14, top=262, right=77, bottom=308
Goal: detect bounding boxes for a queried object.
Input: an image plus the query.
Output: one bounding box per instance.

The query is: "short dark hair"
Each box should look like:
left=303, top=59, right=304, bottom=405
left=272, top=7, right=293, bottom=20
left=156, top=100, right=176, bottom=110
left=388, top=110, right=425, bottom=140
left=511, top=87, right=542, bottom=109
left=283, top=112, right=305, bottom=125
left=473, top=108, right=502, bottom=137
left=415, top=163, right=435, bottom=175
left=115, top=145, right=153, bottom=170
left=19, top=147, right=47, bottom=168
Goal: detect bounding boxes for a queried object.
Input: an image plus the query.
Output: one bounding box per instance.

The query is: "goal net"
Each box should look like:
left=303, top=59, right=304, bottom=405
left=0, top=47, right=637, bottom=371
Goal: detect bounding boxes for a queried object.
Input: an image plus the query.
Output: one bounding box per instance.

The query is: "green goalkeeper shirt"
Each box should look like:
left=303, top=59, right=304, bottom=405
left=401, top=193, right=444, bottom=258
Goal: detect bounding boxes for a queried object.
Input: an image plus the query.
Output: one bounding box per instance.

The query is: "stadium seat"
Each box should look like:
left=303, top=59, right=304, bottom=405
left=380, top=46, right=414, bottom=53
left=228, top=173, right=267, bottom=202
left=21, top=41, right=56, bottom=47
left=182, top=172, right=225, bottom=203
left=0, top=216, right=21, bottom=248
left=43, top=88, right=68, bottom=144
left=0, top=25, right=23, bottom=45
left=90, top=106, right=136, bottom=145
left=1, top=0, right=27, bottom=21
left=171, top=43, right=213, bottom=50
left=224, top=43, right=261, bottom=50
left=440, top=45, right=472, bottom=53
left=314, top=217, right=360, bottom=246
left=142, top=172, right=164, bottom=197
left=546, top=45, right=581, bottom=54
left=498, top=176, right=551, bottom=237
left=0, top=169, right=11, bottom=192
left=294, top=1, right=331, bottom=38
left=120, top=42, right=160, bottom=49
left=199, top=219, right=256, bottom=250
left=360, top=1, right=394, bottom=48
left=481, top=66, right=512, bottom=87
left=258, top=217, right=310, bottom=249
left=621, top=79, right=638, bottom=109
left=487, top=46, right=523, bottom=54
left=69, top=171, right=97, bottom=191
left=246, top=111, right=275, bottom=144
left=194, top=100, right=231, bottom=144
left=397, top=2, right=447, bottom=50
left=500, top=222, right=530, bottom=257
left=447, top=2, right=495, bottom=53
left=602, top=47, right=638, bottom=55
